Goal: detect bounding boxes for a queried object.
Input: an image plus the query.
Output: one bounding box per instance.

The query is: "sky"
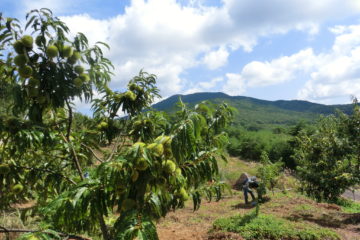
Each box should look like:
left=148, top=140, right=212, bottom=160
left=2, top=0, right=360, bottom=112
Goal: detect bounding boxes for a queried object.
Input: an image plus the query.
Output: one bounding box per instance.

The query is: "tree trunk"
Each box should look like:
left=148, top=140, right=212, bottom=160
left=98, top=214, right=110, bottom=240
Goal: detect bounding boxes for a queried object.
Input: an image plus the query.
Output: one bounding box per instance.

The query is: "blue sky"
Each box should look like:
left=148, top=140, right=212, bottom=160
left=2, top=0, right=360, bottom=111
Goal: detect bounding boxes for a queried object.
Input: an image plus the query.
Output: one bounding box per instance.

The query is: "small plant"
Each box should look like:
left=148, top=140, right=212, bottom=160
left=256, top=152, right=283, bottom=201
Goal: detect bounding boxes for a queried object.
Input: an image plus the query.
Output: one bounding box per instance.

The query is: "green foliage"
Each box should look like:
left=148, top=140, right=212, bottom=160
left=295, top=112, right=358, bottom=201
left=0, top=9, right=233, bottom=240
left=212, top=212, right=340, bottom=240
left=256, top=152, right=283, bottom=200
left=0, top=9, right=112, bottom=123
left=226, top=125, right=296, bottom=165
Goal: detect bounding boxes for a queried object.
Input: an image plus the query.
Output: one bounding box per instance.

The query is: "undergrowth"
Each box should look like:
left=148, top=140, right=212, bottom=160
left=335, top=198, right=360, bottom=213
left=212, top=209, right=340, bottom=240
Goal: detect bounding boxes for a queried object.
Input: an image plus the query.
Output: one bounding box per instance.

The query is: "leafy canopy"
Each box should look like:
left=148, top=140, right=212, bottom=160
left=0, top=9, right=233, bottom=240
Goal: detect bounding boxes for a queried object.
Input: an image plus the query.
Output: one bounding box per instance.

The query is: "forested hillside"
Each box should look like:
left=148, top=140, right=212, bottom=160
left=153, top=92, right=353, bottom=129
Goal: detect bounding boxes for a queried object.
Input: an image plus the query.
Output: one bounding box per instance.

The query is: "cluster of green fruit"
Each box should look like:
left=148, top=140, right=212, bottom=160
left=13, top=35, right=34, bottom=79
left=73, top=65, right=89, bottom=88
left=129, top=83, right=143, bottom=93
left=131, top=119, right=155, bottom=133
left=13, top=35, right=90, bottom=101
left=132, top=136, right=178, bottom=173
left=96, top=121, right=108, bottom=130
left=114, top=90, right=137, bottom=102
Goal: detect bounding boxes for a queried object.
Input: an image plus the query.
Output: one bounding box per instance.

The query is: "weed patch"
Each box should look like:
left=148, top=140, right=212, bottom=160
left=212, top=210, right=340, bottom=240
left=334, top=198, right=360, bottom=213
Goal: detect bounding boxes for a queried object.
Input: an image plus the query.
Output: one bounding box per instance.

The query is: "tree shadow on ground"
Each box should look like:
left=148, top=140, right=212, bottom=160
left=232, top=203, right=256, bottom=209
left=342, top=213, right=360, bottom=225
left=286, top=213, right=343, bottom=228
left=207, top=231, right=244, bottom=240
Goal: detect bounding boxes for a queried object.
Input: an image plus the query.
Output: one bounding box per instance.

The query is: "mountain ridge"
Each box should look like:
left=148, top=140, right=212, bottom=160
left=152, top=92, right=351, bottom=114
left=152, top=92, right=353, bottom=127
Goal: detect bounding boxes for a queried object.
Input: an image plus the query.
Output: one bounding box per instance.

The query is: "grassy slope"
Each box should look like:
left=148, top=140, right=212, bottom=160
left=157, top=157, right=360, bottom=240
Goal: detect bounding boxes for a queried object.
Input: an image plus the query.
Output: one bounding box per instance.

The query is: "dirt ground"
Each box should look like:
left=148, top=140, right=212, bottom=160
left=157, top=191, right=360, bottom=240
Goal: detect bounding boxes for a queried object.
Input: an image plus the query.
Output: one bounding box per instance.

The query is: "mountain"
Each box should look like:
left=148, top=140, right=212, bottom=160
left=152, top=92, right=353, bottom=128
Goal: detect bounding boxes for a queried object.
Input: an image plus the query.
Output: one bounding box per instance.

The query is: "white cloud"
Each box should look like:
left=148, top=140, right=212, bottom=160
left=199, top=77, right=223, bottom=89
left=243, top=49, right=316, bottom=87
left=203, top=47, right=229, bottom=70
left=297, top=24, right=360, bottom=102
left=13, top=0, right=360, bottom=104
left=220, top=23, right=360, bottom=103
left=53, top=0, right=360, bottom=99
left=184, top=76, right=224, bottom=94
left=222, top=73, right=246, bottom=96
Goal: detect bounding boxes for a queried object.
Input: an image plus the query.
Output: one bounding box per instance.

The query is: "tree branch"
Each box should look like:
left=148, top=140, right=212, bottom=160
left=105, top=136, right=121, bottom=162
left=59, top=132, right=84, bottom=180
left=81, top=143, right=104, bottom=163
left=65, top=97, right=73, bottom=141
left=14, top=165, right=76, bottom=185
left=98, top=214, right=110, bottom=240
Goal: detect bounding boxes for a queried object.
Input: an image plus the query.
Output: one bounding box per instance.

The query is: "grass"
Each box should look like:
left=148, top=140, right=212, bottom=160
left=212, top=210, right=340, bottom=240
left=218, top=157, right=259, bottom=184
left=335, top=198, right=360, bottom=213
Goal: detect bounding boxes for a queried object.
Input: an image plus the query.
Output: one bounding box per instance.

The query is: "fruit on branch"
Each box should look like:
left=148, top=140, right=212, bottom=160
left=46, top=45, right=59, bottom=58
left=79, top=73, right=90, bottom=82
left=74, top=65, right=84, bottom=74
left=18, top=65, right=33, bottom=78
left=147, top=143, right=164, bottom=156
left=62, top=45, right=73, bottom=58
left=175, top=168, right=182, bottom=177
left=35, top=35, right=45, bottom=46
left=163, top=160, right=176, bottom=174
left=133, top=142, right=146, bottom=148
left=96, top=121, right=108, bottom=130
left=73, top=77, right=83, bottom=88
left=21, top=35, right=33, bottom=48
left=68, top=51, right=81, bottom=64
left=135, top=158, right=149, bottom=171
left=124, top=90, right=136, bottom=101
left=178, top=187, right=189, bottom=201
left=14, top=54, right=27, bottom=66
left=13, top=40, right=25, bottom=54
left=114, top=93, right=123, bottom=102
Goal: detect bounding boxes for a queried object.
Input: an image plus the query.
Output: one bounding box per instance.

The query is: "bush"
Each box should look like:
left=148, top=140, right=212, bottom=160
left=295, top=116, right=356, bottom=201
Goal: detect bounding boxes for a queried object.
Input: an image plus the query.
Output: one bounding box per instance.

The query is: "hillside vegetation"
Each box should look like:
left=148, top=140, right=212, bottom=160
left=152, top=92, right=353, bottom=129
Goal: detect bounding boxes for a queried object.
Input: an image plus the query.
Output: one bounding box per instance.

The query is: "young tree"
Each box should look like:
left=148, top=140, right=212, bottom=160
left=0, top=9, right=233, bottom=240
left=295, top=115, right=356, bottom=201
left=256, top=151, right=283, bottom=200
